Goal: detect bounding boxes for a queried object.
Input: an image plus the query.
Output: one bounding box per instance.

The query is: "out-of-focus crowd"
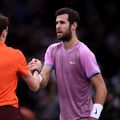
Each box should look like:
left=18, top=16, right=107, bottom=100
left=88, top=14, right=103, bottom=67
left=0, top=0, right=120, bottom=120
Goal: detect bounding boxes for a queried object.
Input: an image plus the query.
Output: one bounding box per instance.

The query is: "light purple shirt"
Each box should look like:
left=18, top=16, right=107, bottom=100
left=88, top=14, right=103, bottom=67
left=44, top=41, right=101, bottom=120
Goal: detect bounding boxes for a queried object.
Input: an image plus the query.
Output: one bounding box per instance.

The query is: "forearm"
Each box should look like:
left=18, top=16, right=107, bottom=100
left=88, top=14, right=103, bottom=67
left=38, top=74, right=47, bottom=88
left=94, top=84, right=107, bottom=105
left=24, top=71, right=41, bottom=91
left=32, top=71, right=41, bottom=89
left=39, top=65, right=52, bottom=88
left=90, top=74, right=107, bottom=119
left=27, top=71, right=48, bottom=90
left=90, top=85, right=107, bottom=119
left=33, top=70, right=49, bottom=89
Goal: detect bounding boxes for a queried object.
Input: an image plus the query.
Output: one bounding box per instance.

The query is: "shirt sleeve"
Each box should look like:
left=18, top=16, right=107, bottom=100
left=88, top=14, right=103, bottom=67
left=16, top=50, right=29, bottom=78
left=80, top=50, right=101, bottom=78
left=44, top=45, right=54, bottom=68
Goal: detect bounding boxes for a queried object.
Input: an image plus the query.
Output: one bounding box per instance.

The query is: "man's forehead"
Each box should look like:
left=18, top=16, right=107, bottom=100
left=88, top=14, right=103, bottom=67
left=56, top=14, right=68, bottom=21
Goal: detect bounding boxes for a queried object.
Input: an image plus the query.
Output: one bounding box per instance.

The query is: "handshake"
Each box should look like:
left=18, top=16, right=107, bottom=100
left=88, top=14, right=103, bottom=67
left=28, top=58, right=42, bottom=74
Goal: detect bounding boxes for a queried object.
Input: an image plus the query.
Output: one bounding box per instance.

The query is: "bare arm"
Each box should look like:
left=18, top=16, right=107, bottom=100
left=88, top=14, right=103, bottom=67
left=89, top=73, right=107, bottom=120
left=28, top=58, right=53, bottom=89
left=40, top=65, right=53, bottom=88
left=90, top=73, right=107, bottom=105
left=22, top=59, right=43, bottom=92
left=23, top=71, right=41, bottom=92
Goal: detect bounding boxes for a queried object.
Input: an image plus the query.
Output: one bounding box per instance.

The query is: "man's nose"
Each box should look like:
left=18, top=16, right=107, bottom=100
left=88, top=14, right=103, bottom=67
left=56, top=23, right=61, bottom=29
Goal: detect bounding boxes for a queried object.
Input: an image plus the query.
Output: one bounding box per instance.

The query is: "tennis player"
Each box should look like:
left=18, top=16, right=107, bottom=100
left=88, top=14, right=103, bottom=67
left=28, top=7, right=107, bottom=120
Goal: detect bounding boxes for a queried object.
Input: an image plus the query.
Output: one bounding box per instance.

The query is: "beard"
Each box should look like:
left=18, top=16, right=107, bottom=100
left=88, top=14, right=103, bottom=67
left=57, top=29, right=72, bottom=42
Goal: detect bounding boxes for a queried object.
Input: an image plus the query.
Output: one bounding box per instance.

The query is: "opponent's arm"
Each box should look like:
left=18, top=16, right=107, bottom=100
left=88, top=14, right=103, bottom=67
left=21, top=59, right=42, bottom=92
left=23, top=71, right=40, bottom=92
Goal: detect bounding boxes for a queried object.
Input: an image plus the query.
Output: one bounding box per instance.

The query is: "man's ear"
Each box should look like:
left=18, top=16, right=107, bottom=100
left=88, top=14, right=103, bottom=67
left=2, top=29, right=8, bottom=38
left=71, top=22, right=77, bottom=31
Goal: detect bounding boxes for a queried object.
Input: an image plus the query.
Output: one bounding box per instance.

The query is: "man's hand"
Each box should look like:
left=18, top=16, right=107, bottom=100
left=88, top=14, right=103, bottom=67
left=28, top=58, right=42, bottom=73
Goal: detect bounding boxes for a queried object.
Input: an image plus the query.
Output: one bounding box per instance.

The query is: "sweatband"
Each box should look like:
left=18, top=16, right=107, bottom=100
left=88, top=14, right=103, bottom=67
left=90, top=103, right=103, bottom=119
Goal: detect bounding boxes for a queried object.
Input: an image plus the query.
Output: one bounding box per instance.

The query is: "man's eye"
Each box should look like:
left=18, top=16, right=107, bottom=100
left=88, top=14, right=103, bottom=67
left=60, top=21, right=64, bottom=24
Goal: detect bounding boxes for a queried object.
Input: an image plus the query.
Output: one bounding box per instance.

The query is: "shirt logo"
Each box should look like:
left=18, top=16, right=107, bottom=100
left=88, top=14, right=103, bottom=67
left=69, top=61, right=76, bottom=64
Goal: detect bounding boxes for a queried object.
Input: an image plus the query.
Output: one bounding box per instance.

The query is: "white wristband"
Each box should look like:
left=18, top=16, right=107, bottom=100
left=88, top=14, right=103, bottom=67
left=90, top=103, right=103, bottom=119
left=39, top=74, right=42, bottom=83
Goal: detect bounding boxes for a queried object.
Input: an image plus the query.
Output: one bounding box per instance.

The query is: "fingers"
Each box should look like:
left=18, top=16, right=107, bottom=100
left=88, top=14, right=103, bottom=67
left=32, top=58, right=40, bottom=63
left=28, top=58, right=40, bottom=66
left=28, top=58, right=42, bottom=72
left=28, top=65, right=39, bottom=71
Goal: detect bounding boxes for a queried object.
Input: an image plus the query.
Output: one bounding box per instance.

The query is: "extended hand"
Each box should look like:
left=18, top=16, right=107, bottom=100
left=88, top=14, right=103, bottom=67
left=28, top=58, right=42, bottom=72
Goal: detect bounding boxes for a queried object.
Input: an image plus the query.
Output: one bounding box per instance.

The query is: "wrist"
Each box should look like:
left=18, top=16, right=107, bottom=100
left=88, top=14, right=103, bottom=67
left=90, top=103, right=103, bottom=119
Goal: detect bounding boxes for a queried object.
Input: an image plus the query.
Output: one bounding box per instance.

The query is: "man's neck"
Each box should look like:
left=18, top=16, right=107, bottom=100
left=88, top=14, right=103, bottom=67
left=63, top=37, right=79, bottom=50
left=0, top=36, right=5, bottom=43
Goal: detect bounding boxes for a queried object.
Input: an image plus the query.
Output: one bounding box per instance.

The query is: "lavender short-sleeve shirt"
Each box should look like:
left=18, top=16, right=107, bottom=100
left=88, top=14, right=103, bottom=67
left=45, top=42, right=101, bottom=120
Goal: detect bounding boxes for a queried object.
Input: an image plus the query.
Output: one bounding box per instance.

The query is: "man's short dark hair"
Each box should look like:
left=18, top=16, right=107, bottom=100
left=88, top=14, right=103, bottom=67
left=55, top=7, right=80, bottom=26
left=0, top=13, right=9, bottom=35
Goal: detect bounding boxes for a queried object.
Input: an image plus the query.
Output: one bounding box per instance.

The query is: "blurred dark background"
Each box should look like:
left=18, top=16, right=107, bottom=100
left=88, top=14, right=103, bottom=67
left=0, top=0, right=120, bottom=120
